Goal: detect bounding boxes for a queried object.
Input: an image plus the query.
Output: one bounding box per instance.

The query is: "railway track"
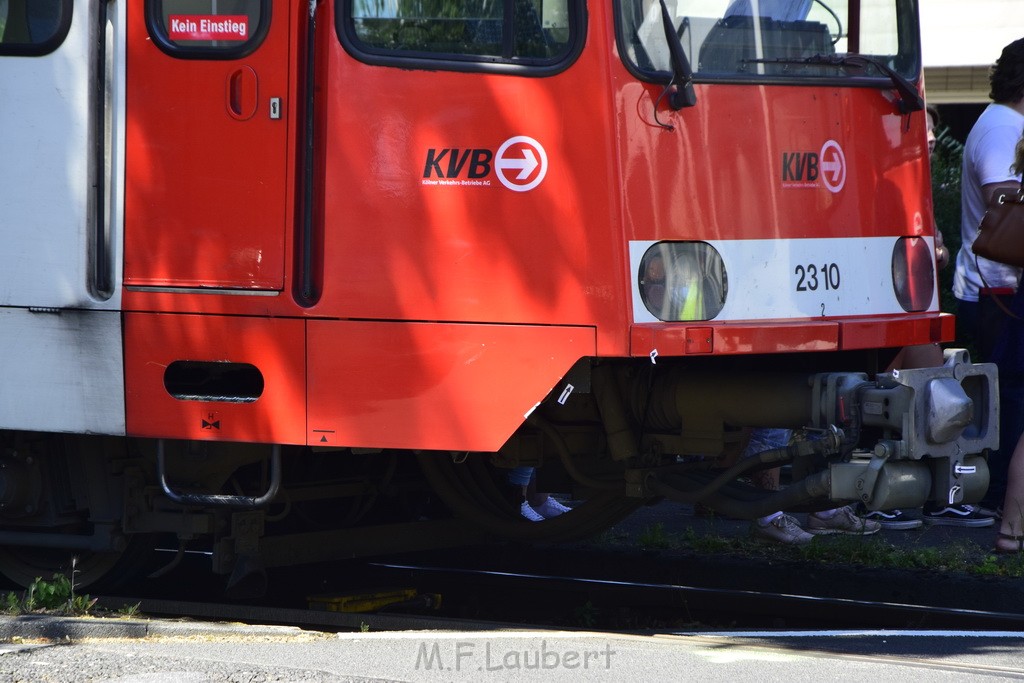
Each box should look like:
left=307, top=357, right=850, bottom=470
left=88, top=559, right=1024, bottom=634
left=363, top=561, right=1024, bottom=631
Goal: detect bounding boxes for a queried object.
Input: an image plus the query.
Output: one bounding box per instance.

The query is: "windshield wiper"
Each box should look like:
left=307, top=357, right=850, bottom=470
left=657, top=0, right=696, bottom=109
left=744, top=53, right=925, bottom=114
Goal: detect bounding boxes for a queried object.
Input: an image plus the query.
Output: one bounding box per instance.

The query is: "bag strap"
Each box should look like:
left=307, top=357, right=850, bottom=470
left=977, top=253, right=1023, bottom=320
left=974, top=184, right=1024, bottom=318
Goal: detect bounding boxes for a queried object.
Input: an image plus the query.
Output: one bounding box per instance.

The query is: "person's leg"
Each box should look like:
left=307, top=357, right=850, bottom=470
left=525, top=472, right=548, bottom=508
left=743, top=429, right=814, bottom=544
left=507, top=466, right=533, bottom=494
left=514, top=467, right=571, bottom=520
left=750, top=466, right=779, bottom=492
left=507, top=467, right=544, bottom=521
left=747, top=431, right=782, bottom=527
left=988, top=372, right=1024, bottom=510
left=996, top=433, right=1024, bottom=551
left=956, top=298, right=981, bottom=358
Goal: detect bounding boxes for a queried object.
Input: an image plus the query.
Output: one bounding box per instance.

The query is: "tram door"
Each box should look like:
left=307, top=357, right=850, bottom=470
left=0, top=0, right=106, bottom=307
left=125, top=0, right=291, bottom=290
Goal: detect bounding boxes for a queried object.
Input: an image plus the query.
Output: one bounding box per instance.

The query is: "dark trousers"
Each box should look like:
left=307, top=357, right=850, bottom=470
left=958, top=297, right=1014, bottom=507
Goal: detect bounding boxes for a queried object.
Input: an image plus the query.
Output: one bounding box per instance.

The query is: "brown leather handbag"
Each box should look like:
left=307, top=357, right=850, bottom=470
left=973, top=185, right=1024, bottom=267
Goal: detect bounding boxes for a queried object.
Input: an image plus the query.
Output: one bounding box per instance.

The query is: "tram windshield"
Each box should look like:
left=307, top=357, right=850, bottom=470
left=617, top=0, right=920, bottom=83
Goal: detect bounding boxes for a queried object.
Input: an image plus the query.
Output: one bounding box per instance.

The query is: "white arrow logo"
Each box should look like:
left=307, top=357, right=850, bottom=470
left=499, top=149, right=539, bottom=180
left=819, top=139, right=847, bottom=193
left=495, top=136, right=548, bottom=192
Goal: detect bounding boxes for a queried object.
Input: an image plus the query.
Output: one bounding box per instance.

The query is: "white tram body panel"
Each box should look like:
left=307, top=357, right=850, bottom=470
left=0, top=0, right=125, bottom=434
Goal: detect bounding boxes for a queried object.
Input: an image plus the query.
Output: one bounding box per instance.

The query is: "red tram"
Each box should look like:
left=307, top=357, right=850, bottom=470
left=0, top=0, right=998, bottom=592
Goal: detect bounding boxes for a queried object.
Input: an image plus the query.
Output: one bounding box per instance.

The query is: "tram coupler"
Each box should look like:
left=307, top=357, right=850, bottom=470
left=849, top=349, right=999, bottom=462
left=830, top=454, right=990, bottom=510
left=825, top=349, right=997, bottom=510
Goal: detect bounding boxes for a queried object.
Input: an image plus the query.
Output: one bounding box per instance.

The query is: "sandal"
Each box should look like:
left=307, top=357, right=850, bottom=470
left=994, top=532, right=1024, bottom=554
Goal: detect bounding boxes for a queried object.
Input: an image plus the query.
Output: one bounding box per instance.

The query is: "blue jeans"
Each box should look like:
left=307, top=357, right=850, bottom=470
left=742, top=428, right=791, bottom=458
left=507, top=466, right=534, bottom=487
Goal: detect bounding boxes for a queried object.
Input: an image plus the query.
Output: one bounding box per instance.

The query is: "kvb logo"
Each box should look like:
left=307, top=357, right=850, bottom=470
left=495, top=136, right=547, bottom=192
left=781, top=139, right=846, bottom=193
left=422, top=136, right=548, bottom=192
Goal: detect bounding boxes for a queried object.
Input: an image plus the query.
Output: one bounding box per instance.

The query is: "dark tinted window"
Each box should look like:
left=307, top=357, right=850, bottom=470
left=0, top=0, right=71, bottom=56
left=342, top=0, right=578, bottom=69
left=617, top=0, right=920, bottom=83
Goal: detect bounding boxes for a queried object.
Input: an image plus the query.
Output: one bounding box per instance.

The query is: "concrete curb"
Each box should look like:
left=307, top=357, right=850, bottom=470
left=0, top=614, right=312, bottom=642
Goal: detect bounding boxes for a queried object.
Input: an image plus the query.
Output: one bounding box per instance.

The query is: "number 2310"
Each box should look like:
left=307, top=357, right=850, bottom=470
left=795, top=263, right=841, bottom=291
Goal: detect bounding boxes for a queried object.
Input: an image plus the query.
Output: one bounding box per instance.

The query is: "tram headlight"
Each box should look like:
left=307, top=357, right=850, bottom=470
left=638, top=242, right=727, bottom=321
left=892, top=236, right=935, bottom=312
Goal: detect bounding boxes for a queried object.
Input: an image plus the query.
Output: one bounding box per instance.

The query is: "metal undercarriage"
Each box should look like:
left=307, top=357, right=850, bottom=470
left=0, top=348, right=998, bottom=594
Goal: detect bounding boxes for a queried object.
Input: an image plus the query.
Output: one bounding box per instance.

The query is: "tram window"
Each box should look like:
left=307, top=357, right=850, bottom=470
left=617, top=0, right=920, bottom=84
left=0, top=0, right=71, bottom=56
left=147, top=0, right=269, bottom=58
left=340, top=0, right=580, bottom=71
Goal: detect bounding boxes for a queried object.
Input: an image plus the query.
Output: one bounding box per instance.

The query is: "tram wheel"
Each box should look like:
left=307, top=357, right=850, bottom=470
left=0, top=538, right=154, bottom=591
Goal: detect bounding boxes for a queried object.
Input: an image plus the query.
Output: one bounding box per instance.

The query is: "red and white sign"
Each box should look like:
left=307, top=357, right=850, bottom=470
left=169, top=15, right=249, bottom=42
left=819, top=139, right=847, bottom=194
left=495, top=136, right=548, bottom=192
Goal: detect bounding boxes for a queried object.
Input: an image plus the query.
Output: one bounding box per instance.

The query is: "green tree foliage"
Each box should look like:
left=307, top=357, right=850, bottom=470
left=931, top=125, right=964, bottom=315
left=352, top=0, right=554, bottom=58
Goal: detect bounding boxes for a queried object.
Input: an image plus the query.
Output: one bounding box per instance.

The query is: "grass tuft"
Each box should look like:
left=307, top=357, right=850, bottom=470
left=670, top=525, right=1024, bottom=578
left=2, top=573, right=96, bottom=616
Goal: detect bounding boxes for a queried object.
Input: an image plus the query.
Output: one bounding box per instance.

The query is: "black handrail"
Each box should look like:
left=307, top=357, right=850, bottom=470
left=157, top=441, right=281, bottom=508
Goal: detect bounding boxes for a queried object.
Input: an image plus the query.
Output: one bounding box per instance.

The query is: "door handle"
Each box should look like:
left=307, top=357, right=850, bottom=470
left=227, top=66, right=258, bottom=120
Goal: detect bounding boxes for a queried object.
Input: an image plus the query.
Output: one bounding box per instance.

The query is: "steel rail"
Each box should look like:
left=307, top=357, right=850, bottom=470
left=366, top=561, right=1024, bottom=632
left=92, top=560, right=1024, bottom=635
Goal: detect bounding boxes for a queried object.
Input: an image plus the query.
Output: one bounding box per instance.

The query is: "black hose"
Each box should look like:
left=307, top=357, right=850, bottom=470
left=649, top=469, right=833, bottom=520
left=688, top=446, right=794, bottom=503
left=643, top=428, right=843, bottom=506
left=526, top=414, right=622, bottom=490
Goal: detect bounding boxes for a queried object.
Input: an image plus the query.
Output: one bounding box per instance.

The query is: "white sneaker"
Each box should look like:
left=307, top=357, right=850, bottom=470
left=807, top=506, right=882, bottom=535
left=751, top=513, right=814, bottom=545
left=532, top=497, right=572, bottom=519
left=520, top=501, right=545, bottom=522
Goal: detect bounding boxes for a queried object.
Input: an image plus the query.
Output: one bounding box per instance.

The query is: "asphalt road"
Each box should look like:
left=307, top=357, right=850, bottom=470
left=0, top=617, right=1022, bottom=682
left=1, top=499, right=1023, bottom=681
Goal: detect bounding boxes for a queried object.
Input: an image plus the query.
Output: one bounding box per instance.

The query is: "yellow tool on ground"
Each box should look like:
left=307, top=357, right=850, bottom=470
left=308, top=588, right=441, bottom=613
